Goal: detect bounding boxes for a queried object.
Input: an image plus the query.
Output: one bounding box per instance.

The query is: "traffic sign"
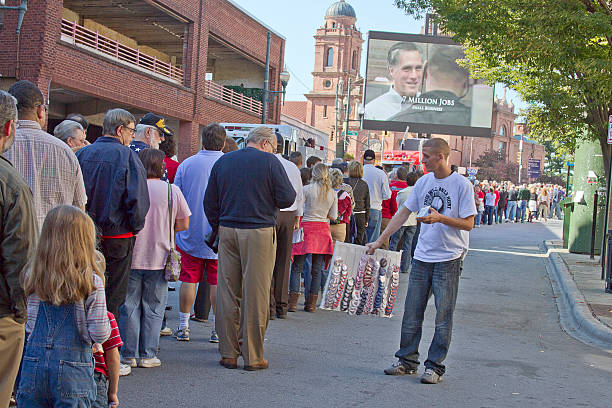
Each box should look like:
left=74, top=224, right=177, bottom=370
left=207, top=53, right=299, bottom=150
left=566, top=161, right=574, bottom=167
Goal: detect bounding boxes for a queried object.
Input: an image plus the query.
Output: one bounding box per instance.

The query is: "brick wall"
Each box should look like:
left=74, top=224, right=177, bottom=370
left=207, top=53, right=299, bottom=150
left=0, top=0, right=284, bottom=159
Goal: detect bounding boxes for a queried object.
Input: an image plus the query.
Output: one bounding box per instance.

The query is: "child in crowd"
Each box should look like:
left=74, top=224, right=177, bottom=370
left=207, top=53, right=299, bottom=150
left=18, top=205, right=111, bottom=407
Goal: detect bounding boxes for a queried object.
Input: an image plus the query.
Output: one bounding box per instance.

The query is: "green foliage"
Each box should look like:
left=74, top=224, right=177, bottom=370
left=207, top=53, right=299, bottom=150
left=394, top=0, right=612, bottom=172
left=542, top=141, right=568, bottom=175
left=473, top=150, right=521, bottom=183
left=344, top=152, right=354, bottom=161
left=224, top=85, right=264, bottom=102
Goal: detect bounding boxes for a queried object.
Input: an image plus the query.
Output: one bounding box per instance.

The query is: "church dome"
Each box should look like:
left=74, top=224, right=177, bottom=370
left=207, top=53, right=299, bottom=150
left=325, top=0, right=356, bottom=19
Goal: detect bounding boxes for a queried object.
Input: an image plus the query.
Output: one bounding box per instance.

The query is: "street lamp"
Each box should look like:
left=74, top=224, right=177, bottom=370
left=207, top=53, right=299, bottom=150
left=279, top=69, right=290, bottom=105
left=0, top=0, right=28, bottom=34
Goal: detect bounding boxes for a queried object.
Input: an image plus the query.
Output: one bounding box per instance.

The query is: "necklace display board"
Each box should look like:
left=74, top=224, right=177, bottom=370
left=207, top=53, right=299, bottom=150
left=320, top=241, right=402, bottom=317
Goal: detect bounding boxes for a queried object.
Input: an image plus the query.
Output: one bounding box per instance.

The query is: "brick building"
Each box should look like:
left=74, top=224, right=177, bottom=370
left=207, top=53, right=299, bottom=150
left=0, top=0, right=285, bottom=160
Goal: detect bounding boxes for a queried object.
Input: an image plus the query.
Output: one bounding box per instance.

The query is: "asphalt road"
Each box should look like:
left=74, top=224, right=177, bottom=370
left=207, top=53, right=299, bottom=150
left=119, top=220, right=612, bottom=407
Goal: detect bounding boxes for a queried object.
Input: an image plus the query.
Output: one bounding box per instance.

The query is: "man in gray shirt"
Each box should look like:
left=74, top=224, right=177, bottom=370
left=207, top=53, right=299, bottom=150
left=362, top=149, right=391, bottom=243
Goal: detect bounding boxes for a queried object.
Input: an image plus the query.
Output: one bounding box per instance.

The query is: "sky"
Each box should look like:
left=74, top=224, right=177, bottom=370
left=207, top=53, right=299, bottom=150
left=233, top=0, right=527, bottom=112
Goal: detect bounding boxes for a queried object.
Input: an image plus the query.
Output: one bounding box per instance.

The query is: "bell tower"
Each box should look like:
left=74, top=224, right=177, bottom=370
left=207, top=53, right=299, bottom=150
left=305, top=0, right=363, bottom=158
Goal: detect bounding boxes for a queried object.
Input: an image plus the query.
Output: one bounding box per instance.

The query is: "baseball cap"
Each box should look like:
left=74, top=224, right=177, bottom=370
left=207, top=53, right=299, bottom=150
left=139, top=113, right=172, bottom=137
left=363, top=149, right=376, bottom=160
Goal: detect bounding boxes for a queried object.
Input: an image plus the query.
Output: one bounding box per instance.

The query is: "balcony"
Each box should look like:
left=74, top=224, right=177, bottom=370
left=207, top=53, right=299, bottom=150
left=204, top=80, right=262, bottom=117
left=60, top=19, right=183, bottom=84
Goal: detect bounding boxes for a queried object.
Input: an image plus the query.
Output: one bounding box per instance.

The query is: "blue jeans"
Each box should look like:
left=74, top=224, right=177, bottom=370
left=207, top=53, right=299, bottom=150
left=18, top=302, right=96, bottom=407
left=389, top=225, right=417, bottom=273
left=366, top=209, right=382, bottom=243
left=290, top=254, right=311, bottom=293
left=291, top=254, right=324, bottom=295
left=475, top=210, right=483, bottom=226
left=395, top=257, right=462, bottom=376
left=92, top=372, right=108, bottom=408
left=485, top=205, right=495, bottom=225
left=518, top=200, right=528, bottom=222
left=506, top=201, right=517, bottom=221
left=119, top=269, right=167, bottom=359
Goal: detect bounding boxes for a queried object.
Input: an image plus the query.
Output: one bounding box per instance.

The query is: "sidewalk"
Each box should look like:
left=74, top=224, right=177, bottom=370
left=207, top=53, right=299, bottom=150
left=544, top=240, right=612, bottom=351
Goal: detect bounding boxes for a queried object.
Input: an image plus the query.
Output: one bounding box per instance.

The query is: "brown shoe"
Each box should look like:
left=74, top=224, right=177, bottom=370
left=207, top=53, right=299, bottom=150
left=288, top=292, right=300, bottom=312
left=244, top=359, right=269, bottom=371
left=304, top=294, right=318, bottom=313
left=219, top=357, right=238, bottom=369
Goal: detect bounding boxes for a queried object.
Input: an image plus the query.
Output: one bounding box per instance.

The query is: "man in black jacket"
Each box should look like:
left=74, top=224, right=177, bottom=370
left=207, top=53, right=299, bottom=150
left=0, top=90, right=38, bottom=405
left=205, top=126, right=295, bottom=371
left=76, top=108, right=150, bottom=318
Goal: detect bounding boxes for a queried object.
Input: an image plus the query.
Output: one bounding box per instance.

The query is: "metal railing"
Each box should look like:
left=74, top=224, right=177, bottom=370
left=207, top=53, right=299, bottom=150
left=60, top=19, right=183, bottom=83
left=204, top=80, right=262, bottom=117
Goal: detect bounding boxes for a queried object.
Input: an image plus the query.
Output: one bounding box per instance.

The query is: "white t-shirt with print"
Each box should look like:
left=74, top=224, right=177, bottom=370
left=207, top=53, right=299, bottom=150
left=404, top=172, right=477, bottom=263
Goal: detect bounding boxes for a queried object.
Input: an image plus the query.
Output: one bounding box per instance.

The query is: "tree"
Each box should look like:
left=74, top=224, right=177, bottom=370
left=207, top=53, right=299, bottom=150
left=344, top=152, right=354, bottom=161
left=542, top=141, right=567, bottom=175
left=473, top=150, right=521, bottom=183
left=394, top=0, right=612, bottom=176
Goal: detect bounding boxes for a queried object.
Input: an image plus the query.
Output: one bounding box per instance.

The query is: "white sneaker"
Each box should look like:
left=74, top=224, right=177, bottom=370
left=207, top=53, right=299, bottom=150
left=421, top=368, right=442, bottom=384
left=119, top=363, right=132, bottom=376
left=138, top=357, right=161, bottom=368
left=160, top=326, right=173, bottom=336
left=120, top=358, right=137, bottom=368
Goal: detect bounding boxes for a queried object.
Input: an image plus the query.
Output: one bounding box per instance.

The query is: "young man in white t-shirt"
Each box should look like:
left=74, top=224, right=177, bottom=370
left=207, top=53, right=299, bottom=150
left=366, top=138, right=476, bottom=384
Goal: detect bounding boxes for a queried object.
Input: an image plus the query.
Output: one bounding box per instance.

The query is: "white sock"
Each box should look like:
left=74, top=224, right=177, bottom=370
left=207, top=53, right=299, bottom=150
left=179, top=312, right=190, bottom=330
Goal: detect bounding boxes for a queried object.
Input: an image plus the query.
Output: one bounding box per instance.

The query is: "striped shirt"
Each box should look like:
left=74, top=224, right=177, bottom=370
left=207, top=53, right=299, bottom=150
left=3, top=120, right=87, bottom=231
left=25, top=273, right=110, bottom=344
left=93, top=312, right=123, bottom=378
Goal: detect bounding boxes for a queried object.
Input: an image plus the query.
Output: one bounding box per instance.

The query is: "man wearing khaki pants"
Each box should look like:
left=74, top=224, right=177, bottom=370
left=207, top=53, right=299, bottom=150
left=204, top=126, right=296, bottom=371
left=0, top=90, right=38, bottom=407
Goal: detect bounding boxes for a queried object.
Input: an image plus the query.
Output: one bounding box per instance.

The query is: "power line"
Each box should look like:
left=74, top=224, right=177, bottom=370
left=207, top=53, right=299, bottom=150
left=286, top=65, right=311, bottom=92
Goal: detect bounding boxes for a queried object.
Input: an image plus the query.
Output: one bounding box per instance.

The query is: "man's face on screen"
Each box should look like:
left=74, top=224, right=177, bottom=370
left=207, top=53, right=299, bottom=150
left=389, top=50, right=424, bottom=98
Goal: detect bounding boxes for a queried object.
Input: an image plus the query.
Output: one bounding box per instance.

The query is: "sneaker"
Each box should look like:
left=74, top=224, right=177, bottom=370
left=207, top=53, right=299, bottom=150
left=210, top=330, right=219, bottom=343
left=384, top=360, right=417, bottom=376
left=160, top=326, right=173, bottom=336
left=120, top=358, right=137, bottom=368
left=119, top=363, right=132, bottom=376
left=420, top=368, right=442, bottom=384
left=138, top=357, right=161, bottom=368
left=174, top=327, right=190, bottom=341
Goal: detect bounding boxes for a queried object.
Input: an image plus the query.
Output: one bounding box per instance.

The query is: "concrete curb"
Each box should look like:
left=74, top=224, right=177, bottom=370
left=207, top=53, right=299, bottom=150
left=542, top=240, right=612, bottom=351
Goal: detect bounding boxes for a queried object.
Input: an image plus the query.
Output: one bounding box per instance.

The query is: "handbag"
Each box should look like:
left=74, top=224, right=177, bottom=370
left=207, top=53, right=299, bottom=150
left=164, top=182, right=181, bottom=282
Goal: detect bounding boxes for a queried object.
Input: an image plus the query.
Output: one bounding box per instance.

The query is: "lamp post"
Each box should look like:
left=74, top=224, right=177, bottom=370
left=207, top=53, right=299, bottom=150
left=279, top=69, right=290, bottom=105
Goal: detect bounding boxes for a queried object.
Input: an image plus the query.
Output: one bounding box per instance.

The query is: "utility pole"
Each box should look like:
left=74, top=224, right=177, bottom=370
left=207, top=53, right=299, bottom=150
left=518, top=135, right=524, bottom=183
left=339, top=77, right=352, bottom=159
left=334, top=79, right=342, bottom=153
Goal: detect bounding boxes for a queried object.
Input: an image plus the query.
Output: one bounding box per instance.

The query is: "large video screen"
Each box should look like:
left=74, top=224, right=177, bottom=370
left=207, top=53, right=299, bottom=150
left=363, top=31, right=494, bottom=137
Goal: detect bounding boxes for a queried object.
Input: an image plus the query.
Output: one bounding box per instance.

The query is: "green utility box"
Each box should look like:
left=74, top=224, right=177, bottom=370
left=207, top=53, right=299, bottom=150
left=568, top=139, right=607, bottom=254
left=561, top=197, right=574, bottom=249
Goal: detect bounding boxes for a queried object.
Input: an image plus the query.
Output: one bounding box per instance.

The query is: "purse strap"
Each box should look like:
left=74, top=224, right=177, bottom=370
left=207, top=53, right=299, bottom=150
left=167, top=182, right=174, bottom=249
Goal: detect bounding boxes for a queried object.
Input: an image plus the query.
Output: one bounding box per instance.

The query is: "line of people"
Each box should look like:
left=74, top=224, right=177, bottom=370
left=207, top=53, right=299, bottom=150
left=473, top=182, right=567, bottom=227
left=0, top=79, right=469, bottom=408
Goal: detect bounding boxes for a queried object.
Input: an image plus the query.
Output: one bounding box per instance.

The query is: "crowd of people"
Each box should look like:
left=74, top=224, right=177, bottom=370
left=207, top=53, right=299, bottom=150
left=473, top=181, right=567, bottom=227
left=1, top=79, right=561, bottom=407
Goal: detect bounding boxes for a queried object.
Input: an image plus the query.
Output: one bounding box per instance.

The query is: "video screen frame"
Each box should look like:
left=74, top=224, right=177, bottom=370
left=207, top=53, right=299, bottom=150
left=362, top=31, right=494, bottom=138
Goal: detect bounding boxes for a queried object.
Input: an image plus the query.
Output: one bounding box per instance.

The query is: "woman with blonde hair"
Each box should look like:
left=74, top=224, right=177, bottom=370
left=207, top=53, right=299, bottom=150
left=289, top=163, right=338, bottom=312
left=18, top=205, right=111, bottom=407
left=537, top=187, right=550, bottom=222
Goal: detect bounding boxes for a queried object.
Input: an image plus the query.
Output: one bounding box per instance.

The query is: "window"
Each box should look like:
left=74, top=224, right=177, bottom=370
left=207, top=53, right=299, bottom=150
left=323, top=105, right=328, bottom=118
left=324, top=80, right=332, bottom=88
left=499, top=125, right=506, bottom=136
left=351, top=50, right=357, bottom=70
left=498, top=141, right=506, bottom=155
left=332, top=22, right=336, bottom=28
left=325, top=47, right=334, bottom=67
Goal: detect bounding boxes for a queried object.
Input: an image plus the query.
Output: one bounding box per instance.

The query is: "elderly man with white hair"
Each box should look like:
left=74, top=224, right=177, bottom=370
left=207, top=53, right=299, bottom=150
left=54, top=119, right=88, bottom=151
left=204, top=126, right=296, bottom=372
left=129, top=112, right=171, bottom=152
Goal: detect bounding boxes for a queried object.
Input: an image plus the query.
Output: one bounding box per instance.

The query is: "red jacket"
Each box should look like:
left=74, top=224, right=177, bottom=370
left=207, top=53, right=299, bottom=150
left=164, top=157, right=180, bottom=184
left=382, top=180, right=408, bottom=219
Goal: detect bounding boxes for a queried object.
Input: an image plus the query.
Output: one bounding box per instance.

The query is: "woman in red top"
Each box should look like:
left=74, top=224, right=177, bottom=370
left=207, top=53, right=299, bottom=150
left=329, top=168, right=352, bottom=243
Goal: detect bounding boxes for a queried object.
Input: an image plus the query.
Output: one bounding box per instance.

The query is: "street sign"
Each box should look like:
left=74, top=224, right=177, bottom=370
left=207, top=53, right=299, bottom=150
left=342, top=131, right=358, bottom=136
left=566, top=161, right=574, bottom=167
left=528, top=158, right=541, bottom=179
left=467, top=168, right=478, bottom=176
left=608, top=114, right=612, bottom=144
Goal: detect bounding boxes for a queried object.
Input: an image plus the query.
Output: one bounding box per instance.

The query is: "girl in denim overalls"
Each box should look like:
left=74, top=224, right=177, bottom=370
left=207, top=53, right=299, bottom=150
left=17, top=205, right=111, bottom=407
